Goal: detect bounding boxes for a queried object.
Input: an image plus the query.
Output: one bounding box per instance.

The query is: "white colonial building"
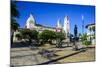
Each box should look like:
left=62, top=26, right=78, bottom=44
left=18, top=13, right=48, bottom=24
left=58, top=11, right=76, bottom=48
left=86, top=23, right=95, bottom=45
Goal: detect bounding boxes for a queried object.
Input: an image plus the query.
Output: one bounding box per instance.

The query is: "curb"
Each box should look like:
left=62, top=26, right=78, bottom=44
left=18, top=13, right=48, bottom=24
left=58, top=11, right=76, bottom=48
left=38, top=49, right=86, bottom=65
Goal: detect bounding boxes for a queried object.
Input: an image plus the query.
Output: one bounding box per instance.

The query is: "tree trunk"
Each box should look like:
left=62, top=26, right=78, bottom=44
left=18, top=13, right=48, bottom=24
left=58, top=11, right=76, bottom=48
left=11, top=30, right=14, bottom=46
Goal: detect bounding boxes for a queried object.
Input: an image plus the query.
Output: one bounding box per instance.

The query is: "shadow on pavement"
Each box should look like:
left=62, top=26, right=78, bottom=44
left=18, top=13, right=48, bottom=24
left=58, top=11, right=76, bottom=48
left=11, top=41, right=30, bottom=48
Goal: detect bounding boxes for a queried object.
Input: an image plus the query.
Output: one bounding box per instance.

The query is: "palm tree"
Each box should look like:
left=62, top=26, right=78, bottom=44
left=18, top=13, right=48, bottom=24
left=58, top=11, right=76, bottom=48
left=11, top=1, right=20, bottom=44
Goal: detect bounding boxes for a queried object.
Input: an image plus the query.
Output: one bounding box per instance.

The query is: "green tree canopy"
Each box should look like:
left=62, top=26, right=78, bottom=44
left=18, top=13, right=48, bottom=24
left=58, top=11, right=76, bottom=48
left=11, top=1, right=20, bottom=31
left=56, top=32, right=66, bottom=41
left=81, top=33, right=91, bottom=46
left=11, top=19, right=20, bottom=31
left=20, top=29, right=38, bottom=40
left=81, top=33, right=87, bottom=41
left=39, top=30, right=56, bottom=42
left=11, top=1, right=19, bottom=18
left=11, top=1, right=20, bottom=44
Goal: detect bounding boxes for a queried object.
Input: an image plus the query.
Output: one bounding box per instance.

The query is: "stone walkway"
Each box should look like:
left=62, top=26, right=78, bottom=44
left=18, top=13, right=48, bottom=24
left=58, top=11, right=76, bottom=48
left=54, top=48, right=95, bottom=64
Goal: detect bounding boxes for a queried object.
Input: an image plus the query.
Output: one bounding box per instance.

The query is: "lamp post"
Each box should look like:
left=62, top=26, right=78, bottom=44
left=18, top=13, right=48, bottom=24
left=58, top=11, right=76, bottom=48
left=82, top=15, right=84, bottom=35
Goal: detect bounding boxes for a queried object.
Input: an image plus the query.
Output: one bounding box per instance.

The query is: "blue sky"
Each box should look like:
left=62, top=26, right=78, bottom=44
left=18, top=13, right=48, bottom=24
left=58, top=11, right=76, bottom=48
left=15, top=1, right=95, bottom=34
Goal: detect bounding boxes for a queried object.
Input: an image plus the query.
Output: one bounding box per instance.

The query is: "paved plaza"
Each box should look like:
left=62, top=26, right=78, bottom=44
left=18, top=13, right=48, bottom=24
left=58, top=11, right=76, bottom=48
left=10, top=44, right=95, bottom=66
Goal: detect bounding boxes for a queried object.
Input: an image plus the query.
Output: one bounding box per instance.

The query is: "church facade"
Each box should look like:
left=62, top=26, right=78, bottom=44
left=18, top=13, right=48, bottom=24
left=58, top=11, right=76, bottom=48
left=25, top=14, right=70, bottom=34
left=25, top=14, right=59, bottom=33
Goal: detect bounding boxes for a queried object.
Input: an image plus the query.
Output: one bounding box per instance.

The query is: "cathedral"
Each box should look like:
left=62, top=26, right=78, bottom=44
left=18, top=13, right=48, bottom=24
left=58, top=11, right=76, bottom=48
left=13, top=14, right=70, bottom=42
left=25, top=14, right=70, bottom=35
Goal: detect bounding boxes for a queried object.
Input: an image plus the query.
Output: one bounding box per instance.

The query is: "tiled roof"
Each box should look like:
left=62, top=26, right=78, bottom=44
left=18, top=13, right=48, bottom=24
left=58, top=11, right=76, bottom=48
left=35, top=23, right=56, bottom=29
left=85, top=23, right=95, bottom=28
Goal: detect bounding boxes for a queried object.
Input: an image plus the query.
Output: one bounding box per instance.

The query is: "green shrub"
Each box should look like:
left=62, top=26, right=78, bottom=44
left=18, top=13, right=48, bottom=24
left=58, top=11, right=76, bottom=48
left=82, top=40, right=91, bottom=46
left=15, top=34, right=22, bottom=40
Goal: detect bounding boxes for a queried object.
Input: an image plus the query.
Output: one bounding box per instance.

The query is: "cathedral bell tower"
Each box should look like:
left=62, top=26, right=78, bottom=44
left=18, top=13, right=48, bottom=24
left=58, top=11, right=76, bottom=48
left=63, top=16, right=70, bottom=38
left=25, top=14, right=35, bottom=29
left=56, top=19, right=62, bottom=32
